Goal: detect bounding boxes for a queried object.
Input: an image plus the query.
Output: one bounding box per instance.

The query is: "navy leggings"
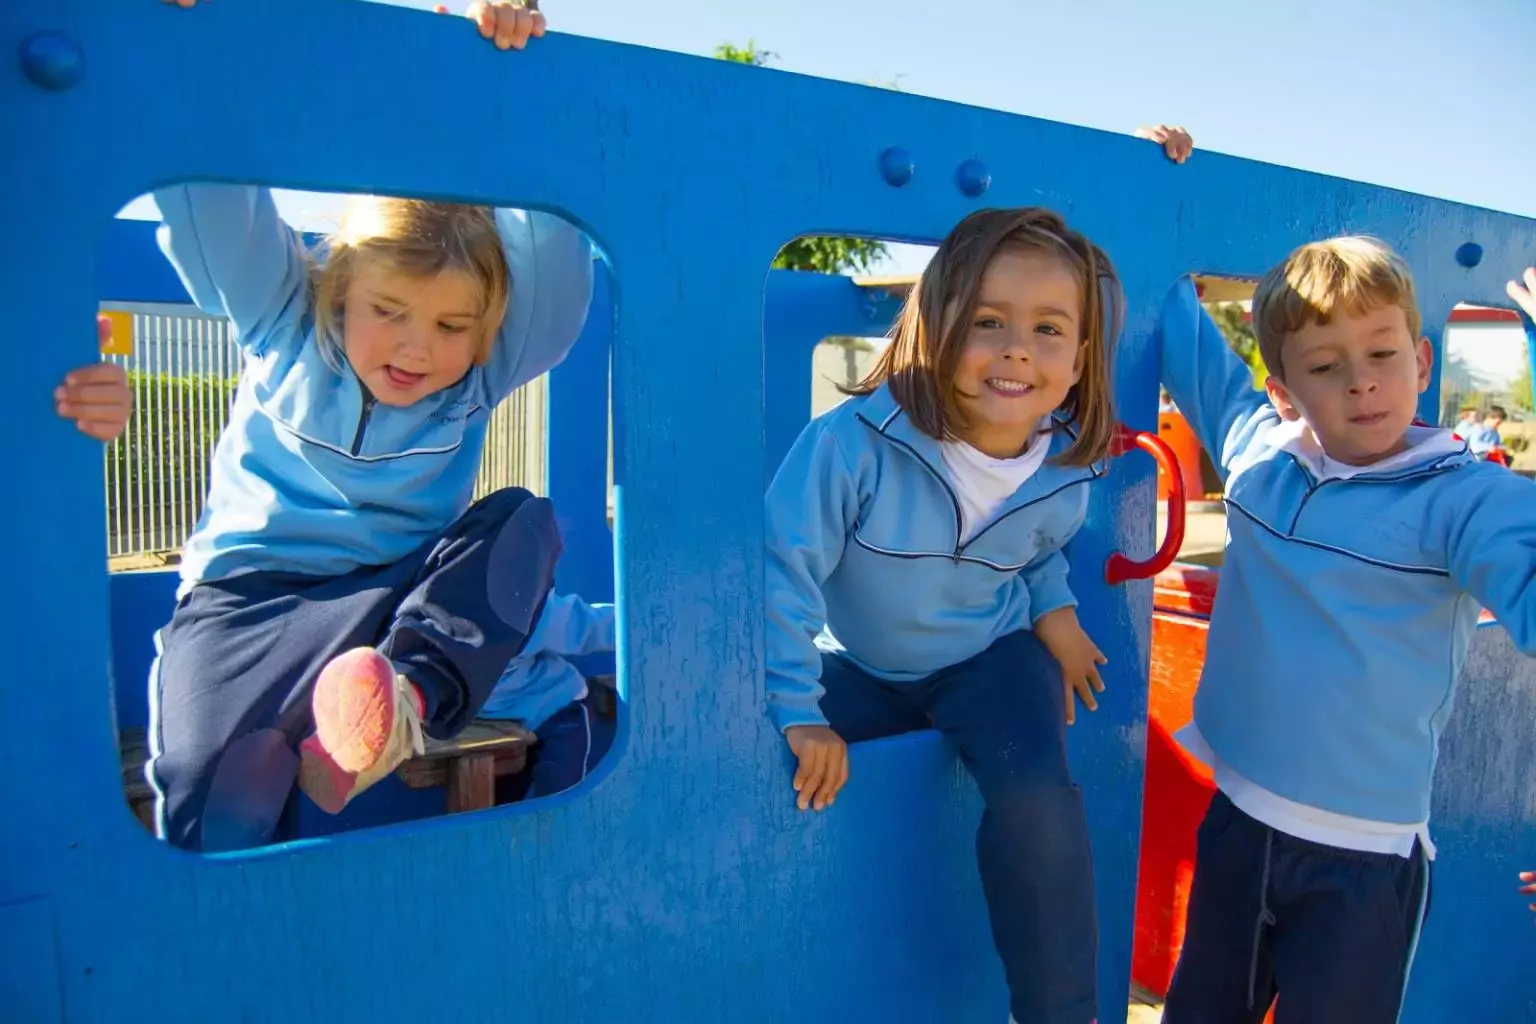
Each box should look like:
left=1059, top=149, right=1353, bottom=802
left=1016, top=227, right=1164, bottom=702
left=147, top=488, right=561, bottom=852
left=820, top=629, right=1099, bottom=1024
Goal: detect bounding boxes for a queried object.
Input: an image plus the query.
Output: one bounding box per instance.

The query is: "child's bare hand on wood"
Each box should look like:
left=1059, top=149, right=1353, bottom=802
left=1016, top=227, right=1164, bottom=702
left=785, top=725, right=848, bottom=812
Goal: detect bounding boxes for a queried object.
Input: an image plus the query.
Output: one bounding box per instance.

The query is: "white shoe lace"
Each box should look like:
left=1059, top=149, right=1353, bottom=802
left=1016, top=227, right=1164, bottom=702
left=351, top=673, right=427, bottom=794
left=391, top=672, right=427, bottom=761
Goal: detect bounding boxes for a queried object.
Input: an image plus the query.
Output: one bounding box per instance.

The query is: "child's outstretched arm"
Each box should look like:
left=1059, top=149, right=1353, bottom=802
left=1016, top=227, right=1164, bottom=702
left=475, top=209, right=595, bottom=405
left=54, top=316, right=133, bottom=442
left=523, top=592, right=616, bottom=660
left=152, top=183, right=309, bottom=359
left=766, top=419, right=861, bottom=812
left=1440, top=464, right=1536, bottom=654
left=1155, top=278, right=1274, bottom=479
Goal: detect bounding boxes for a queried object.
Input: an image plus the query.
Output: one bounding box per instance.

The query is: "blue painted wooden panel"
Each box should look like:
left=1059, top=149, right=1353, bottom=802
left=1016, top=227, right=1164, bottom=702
left=4, top=1, right=1536, bottom=1021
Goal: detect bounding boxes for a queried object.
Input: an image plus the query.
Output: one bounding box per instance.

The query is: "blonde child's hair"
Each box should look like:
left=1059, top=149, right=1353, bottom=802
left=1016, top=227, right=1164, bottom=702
left=311, top=196, right=511, bottom=369
left=1252, top=236, right=1422, bottom=380
left=844, top=206, right=1122, bottom=467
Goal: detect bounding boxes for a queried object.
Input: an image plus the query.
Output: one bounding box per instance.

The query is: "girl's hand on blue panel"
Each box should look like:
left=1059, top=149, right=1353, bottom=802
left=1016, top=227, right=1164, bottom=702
left=56, top=319, right=132, bottom=443
left=785, top=725, right=848, bottom=812
left=1507, top=268, right=1536, bottom=322
left=1520, top=871, right=1536, bottom=913
left=436, top=1, right=546, bottom=51
left=1133, top=124, right=1194, bottom=164
left=1033, top=607, right=1107, bottom=726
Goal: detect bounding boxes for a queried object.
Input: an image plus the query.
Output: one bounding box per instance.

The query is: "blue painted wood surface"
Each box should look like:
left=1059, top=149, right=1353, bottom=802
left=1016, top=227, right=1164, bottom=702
left=4, top=1, right=1536, bottom=1020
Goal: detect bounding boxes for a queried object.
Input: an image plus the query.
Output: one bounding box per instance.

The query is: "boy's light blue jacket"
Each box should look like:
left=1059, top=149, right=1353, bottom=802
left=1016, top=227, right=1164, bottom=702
left=1157, top=277, right=1536, bottom=824
left=153, top=184, right=593, bottom=590
left=481, top=592, right=615, bottom=731
left=764, top=384, right=1104, bottom=732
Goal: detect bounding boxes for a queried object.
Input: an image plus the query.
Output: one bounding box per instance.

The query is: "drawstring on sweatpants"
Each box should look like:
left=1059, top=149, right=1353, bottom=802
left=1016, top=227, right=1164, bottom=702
left=1246, top=827, right=1277, bottom=1010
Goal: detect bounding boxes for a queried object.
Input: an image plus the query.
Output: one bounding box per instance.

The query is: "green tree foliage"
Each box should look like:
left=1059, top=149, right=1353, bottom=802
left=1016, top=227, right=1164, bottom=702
left=714, top=41, right=890, bottom=275
left=1207, top=302, right=1267, bottom=388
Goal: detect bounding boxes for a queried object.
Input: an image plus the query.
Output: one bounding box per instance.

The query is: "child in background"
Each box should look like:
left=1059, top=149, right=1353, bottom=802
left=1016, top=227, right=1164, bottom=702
left=481, top=591, right=617, bottom=802
left=1468, top=404, right=1507, bottom=459
left=1451, top=404, right=1480, bottom=439
left=764, top=205, right=1123, bottom=1024
left=1157, top=244, right=1536, bottom=1023
left=146, top=0, right=592, bottom=852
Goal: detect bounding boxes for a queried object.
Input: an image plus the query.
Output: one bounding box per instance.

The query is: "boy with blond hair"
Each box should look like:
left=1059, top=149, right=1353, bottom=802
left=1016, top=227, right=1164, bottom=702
left=1155, top=238, right=1536, bottom=1023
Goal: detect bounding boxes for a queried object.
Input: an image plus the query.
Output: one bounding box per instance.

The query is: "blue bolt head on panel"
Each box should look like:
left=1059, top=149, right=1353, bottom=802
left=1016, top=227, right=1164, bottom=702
left=19, top=32, right=85, bottom=91
left=879, top=147, right=915, bottom=187
left=956, top=159, right=991, bottom=198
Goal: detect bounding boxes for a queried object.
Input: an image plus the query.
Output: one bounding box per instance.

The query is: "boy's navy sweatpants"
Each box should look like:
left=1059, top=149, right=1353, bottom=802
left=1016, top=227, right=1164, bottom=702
left=147, top=488, right=561, bottom=852
left=1162, top=791, right=1432, bottom=1024
left=819, top=628, right=1099, bottom=1024
left=495, top=691, right=616, bottom=805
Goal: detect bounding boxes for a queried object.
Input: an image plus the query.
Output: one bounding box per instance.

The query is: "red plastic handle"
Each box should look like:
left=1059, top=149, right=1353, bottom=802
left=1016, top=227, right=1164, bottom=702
left=1104, top=423, right=1186, bottom=585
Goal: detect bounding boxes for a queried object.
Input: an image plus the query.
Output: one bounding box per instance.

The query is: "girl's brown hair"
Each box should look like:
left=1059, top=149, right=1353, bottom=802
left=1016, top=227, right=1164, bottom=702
left=311, top=196, right=512, bottom=370
left=844, top=207, right=1122, bottom=466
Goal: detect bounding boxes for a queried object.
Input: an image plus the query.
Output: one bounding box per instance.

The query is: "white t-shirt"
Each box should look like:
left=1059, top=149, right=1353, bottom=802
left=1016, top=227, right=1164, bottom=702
left=939, top=418, right=1053, bottom=543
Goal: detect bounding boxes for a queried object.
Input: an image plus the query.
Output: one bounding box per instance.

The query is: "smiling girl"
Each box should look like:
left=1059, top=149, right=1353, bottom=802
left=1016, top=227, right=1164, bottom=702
left=763, top=206, right=1123, bottom=1024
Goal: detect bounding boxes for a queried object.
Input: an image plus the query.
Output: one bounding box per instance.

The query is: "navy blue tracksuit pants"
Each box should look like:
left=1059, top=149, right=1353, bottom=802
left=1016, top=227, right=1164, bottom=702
left=147, top=488, right=561, bottom=852
left=1162, top=791, right=1432, bottom=1024
left=819, top=629, right=1099, bottom=1024
left=494, top=691, right=617, bottom=805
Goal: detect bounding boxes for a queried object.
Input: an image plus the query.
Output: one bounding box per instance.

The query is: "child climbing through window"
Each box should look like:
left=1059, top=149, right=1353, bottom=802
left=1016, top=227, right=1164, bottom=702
left=480, top=591, right=617, bottom=802
left=146, top=0, right=592, bottom=852
left=763, top=206, right=1124, bottom=1024
left=1156, top=246, right=1536, bottom=1023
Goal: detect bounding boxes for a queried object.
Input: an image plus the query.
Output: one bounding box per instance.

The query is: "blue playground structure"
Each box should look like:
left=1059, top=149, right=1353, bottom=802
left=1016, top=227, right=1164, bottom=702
left=4, top=1, right=1536, bottom=1020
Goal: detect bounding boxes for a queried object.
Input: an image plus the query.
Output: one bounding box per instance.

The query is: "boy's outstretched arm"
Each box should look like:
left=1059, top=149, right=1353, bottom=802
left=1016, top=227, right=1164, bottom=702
left=1154, top=278, right=1274, bottom=480
left=1442, top=464, right=1536, bottom=655
left=55, top=316, right=132, bottom=443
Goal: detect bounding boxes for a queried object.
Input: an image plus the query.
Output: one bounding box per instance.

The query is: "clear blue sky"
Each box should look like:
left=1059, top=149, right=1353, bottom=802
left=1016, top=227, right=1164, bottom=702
left=122, top=0, right=1536, bottom=277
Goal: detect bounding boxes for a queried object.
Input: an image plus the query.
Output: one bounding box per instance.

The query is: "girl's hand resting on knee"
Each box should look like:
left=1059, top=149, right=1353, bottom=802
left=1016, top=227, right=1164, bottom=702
left=785, top=725, right=848, bottom=812
left=1033, top=607, right=1107, bottom=726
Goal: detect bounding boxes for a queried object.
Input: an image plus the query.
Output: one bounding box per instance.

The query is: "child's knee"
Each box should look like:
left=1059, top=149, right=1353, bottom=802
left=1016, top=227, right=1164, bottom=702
left=980, top=781, right=1090, bottom=859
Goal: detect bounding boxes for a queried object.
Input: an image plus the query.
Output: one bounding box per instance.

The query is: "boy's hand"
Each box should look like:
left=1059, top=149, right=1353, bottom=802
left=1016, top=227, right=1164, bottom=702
left=57, top=319, right=132, bottom=442
left=1134, top=124, right=1194, bottom=164
left=162, top=1, right=198, bottom=8
left=1520, top=871, right=1536, bottom=913
left=1507, top=268, right=1536, bottom=322
left=785, top=725, right=847, bottom=812
left=435, top=1, right=546, bottom=50
left=1033, top=607, right=1108, bottom=725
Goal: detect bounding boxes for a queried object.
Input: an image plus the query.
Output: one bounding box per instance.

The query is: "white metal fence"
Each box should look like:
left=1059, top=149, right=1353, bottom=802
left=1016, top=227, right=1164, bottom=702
left=100, top=302, right=546, bottom=563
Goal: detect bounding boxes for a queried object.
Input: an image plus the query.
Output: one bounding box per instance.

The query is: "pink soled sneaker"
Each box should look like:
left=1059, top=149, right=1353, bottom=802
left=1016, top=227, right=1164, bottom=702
left=297, top=648, right=426, bottom=814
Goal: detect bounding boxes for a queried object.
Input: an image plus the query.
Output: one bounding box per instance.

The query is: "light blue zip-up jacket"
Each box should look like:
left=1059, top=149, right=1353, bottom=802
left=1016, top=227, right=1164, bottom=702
left=481, top=592, right=615, bottom=731
left=153, top=184, right=593, bottom=590
left=764, top=384, right=1105, bottom=732
left=1157, top=277, right=1536, bottom=824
